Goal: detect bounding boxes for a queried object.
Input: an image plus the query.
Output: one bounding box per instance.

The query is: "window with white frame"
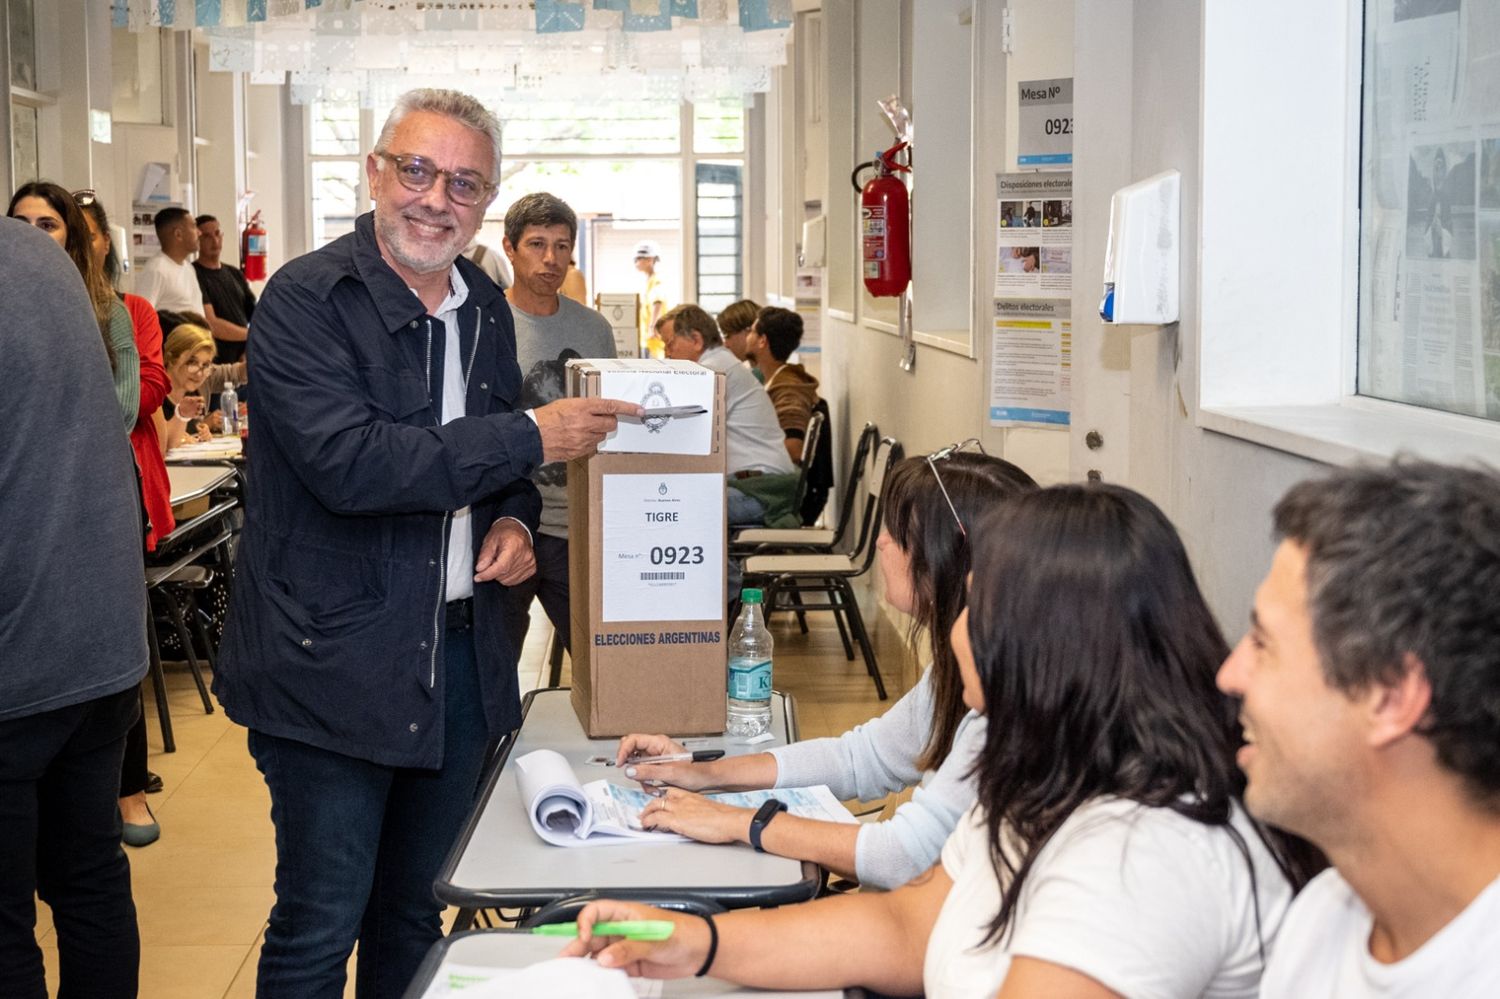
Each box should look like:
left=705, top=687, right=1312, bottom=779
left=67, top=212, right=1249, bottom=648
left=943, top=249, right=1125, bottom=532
left=1357, top=0, right=1500, bottom=422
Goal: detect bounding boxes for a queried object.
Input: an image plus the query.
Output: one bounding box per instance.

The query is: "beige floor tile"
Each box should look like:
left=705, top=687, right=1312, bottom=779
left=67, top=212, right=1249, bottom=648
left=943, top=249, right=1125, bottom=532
left=37, top=939, right=245, bottom=999
left=138, top=945, right=249, bottom=999
left=135, top=882, right=275, bottom=947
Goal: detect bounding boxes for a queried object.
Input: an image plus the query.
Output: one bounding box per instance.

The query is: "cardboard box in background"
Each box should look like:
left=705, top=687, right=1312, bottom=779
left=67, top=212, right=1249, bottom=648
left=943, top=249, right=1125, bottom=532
left=567, top=360, right=729, bottom=738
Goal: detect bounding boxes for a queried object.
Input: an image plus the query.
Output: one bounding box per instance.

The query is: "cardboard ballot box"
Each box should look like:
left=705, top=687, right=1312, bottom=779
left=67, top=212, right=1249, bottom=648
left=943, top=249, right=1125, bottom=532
left=566, top=359, right=728, bottom=738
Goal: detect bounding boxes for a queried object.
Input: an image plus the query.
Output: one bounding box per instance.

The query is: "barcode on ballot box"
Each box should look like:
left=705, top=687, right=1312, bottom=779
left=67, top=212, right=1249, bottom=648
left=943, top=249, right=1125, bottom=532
left=640, top=571, right=686, bottom=581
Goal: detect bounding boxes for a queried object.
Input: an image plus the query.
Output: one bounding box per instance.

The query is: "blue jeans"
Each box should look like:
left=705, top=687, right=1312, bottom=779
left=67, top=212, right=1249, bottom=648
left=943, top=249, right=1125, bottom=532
left=0, top=685, right=140, bottom=999
left=726, top=486, right=767, bottom=597
left=249, top=625, right=489, bottom=999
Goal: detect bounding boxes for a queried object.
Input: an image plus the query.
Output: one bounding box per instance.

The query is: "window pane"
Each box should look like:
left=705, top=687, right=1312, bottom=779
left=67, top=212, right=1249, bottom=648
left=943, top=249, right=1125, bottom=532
left=1357, top=0, right=1500, bottom=420
left=312, top=161, right=360, bottom=249
left=311, top=101, right=361, bottom=156
left=693, top=97, right=746, bottom=154
left=497, top=100, right=681, bottom=156
left=10, top=102, right=37, bottom=184
left=492, top=159, right=682, bottom=222
left=8, top=0, right=36, bottom=89
left=695, top=162, right=742, bottom=308
left=111, top=27, right=166, bottom=126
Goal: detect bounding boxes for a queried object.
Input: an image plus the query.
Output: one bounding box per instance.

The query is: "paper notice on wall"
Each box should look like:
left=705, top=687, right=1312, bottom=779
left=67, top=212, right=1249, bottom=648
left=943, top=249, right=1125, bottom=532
left=1017, top=77, right=1073, bottom=167
left=130, top=202, right=169, bottom=265
left=602, top=473, right=725, bottom=623
left=989, top=299, right=1071, bottom=428
left=995, top=173, right=1072, bottom=297
left=594, top=360, right=716, bottom=455
left=595, top=293, right=639, bottom=359
left=794, top=268, right=822, bottom=354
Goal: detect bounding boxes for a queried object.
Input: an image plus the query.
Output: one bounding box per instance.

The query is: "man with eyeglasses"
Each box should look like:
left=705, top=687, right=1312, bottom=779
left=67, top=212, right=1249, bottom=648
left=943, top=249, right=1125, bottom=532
left=214, top=88, right=640, bottom=998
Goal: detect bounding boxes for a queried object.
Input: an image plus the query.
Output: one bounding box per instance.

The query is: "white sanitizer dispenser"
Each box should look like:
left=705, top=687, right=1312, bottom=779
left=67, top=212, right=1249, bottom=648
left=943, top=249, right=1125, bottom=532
left=1099, top=169, right=1180, bottom=325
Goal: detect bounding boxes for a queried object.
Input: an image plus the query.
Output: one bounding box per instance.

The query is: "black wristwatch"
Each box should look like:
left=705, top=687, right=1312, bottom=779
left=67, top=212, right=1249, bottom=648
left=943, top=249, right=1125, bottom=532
left=748, top=798, right=788, bottom=853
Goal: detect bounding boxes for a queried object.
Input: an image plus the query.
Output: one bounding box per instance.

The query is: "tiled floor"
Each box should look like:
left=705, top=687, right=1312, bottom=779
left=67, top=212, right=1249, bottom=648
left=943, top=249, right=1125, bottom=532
left=34, top=573, right=914, bottom=998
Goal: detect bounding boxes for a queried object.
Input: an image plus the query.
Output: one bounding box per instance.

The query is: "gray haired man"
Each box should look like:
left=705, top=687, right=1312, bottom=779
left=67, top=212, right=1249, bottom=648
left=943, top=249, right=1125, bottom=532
left=215, top=89, right=639, bottom=997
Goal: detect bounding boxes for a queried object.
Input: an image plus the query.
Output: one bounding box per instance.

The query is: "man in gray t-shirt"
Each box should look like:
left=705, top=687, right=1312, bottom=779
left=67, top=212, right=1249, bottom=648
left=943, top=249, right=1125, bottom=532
left=502, top=193, right=617, bottom=654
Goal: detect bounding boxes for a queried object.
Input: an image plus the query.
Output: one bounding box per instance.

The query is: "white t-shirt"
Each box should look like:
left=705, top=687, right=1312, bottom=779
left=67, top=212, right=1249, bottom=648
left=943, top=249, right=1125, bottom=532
left=924, top=799, right=1293, bottom=999
left=697, top=345, right=795, bottom=476
left=134, top=253, right=205, bottom=313
left=1260, top=869, right=1500, bottom=997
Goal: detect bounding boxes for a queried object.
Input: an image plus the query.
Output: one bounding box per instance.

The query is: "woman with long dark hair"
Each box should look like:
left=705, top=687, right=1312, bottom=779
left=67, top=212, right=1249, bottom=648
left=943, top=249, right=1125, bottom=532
left=613, top=448, right=1036, bottom=889
left=7, top=181, right=136, bottom=428
left=565, top=483, right=1320, bottom=998
left=75, top=192, right=174, bottom=847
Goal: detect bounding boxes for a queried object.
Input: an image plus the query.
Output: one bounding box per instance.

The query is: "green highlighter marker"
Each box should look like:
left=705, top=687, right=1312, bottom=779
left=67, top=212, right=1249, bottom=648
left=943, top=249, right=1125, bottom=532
left=532, top=920, right=676, bottom=941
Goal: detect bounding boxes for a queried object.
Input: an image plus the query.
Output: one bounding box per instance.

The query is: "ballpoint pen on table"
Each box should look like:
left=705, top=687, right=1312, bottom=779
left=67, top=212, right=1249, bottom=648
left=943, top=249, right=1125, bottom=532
left=625, top=750, right=726, bottom=765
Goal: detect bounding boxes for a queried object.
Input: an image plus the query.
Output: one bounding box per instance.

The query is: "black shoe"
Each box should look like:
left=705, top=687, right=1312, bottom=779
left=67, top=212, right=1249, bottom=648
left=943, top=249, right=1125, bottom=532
left=144, top=771, right=164, bottom=794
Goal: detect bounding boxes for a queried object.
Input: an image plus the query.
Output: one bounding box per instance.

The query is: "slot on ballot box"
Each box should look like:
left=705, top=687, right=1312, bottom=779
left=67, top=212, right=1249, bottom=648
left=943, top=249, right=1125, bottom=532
left=566, top=359, right=729, bottom=738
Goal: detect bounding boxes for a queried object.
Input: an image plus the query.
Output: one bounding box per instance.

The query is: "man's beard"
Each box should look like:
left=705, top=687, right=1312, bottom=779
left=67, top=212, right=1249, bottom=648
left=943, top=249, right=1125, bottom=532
left=375, top=205, right=470, bottom=275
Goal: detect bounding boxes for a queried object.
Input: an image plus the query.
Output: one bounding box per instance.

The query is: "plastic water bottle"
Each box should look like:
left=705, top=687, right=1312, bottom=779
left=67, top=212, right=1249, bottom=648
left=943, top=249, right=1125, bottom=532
left=220, top=380, right=239, bottom=436
left=726, top=588, right=773, bottom=738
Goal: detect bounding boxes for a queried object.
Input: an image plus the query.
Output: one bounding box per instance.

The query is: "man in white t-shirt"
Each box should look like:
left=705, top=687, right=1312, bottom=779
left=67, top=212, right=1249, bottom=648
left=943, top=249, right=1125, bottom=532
left=658, top=303, right=797, bottom=528
left=134, top=207, right=207, bottom=317
left=1217, top=460, right=1500, bottom=997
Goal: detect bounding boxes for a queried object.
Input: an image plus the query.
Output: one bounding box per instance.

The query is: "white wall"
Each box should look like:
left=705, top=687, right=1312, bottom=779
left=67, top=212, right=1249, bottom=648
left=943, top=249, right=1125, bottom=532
left=804, top=0, right=1072, bottom=503
left=1070, top=0, right=1328, bottom=629
left=787, top=0, right=1337, bottom=634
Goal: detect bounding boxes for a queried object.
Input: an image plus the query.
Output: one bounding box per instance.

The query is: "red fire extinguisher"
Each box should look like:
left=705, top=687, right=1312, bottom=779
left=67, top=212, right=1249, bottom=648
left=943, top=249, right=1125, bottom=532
left=241, top=211, right=267, bottom=282
left=853, top=141, right=911, bottom=297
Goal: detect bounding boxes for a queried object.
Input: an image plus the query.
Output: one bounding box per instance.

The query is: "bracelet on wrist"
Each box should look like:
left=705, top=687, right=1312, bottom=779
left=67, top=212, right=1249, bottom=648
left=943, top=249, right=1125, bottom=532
left=694, top=912, right=719, bottom=978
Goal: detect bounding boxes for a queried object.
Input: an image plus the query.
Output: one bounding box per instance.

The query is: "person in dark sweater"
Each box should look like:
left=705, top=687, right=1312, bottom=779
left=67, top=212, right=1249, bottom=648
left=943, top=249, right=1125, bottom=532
left=0, top=216, right=150, bottom=999
left=193, top=214, right=256, bottom=364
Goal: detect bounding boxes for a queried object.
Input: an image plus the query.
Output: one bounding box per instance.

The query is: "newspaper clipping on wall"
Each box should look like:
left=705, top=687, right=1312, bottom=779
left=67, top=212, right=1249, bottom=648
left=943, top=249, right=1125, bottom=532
left=1359, top=0, right=1500, bottom=419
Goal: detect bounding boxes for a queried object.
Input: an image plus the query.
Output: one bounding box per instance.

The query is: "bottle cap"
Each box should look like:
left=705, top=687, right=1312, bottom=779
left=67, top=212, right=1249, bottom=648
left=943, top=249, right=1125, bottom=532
left=741, top=588, right=763, bottom=604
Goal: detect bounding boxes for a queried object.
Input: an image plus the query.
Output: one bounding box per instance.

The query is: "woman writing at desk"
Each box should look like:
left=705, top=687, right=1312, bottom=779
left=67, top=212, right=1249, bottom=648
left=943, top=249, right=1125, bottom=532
left=156, top=323, right=218, bottom=454
left=615, top=447, right=1036, bottom=889
left=572, top=485, right=1320, bottom=998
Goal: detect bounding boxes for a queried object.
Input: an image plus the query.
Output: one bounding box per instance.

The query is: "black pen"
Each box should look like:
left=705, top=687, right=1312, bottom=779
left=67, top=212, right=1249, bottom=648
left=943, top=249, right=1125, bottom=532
left=626, top=749, right=726, bottom=765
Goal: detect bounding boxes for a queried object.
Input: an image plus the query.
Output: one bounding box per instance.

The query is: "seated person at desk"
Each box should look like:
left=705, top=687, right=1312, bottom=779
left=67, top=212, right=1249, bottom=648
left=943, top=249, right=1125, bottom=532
left=714, top=298, right=761, bottom=374
left=746, top=305, right=819, bottom=465
left=658, top=303, right=797, bottom=528
left=155, top=323, right=217, bottom=453
left=570, top=484, right=1321, bottom=998
left=617, top=450, right=1036, bottom=889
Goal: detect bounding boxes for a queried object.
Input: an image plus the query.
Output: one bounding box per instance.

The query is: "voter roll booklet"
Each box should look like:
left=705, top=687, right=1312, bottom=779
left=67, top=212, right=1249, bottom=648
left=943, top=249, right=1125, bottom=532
left=514, top=749, right=854, bottom=847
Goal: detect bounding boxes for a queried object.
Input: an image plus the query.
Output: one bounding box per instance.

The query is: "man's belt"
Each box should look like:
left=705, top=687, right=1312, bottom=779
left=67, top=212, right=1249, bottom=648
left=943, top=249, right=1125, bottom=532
left=446, top=597, right=474, bottom=630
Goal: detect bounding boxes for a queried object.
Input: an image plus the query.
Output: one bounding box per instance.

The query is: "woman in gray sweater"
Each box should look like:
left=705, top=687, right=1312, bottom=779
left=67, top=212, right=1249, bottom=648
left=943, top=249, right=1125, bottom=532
left=617, top=449, right=1037, bottom=889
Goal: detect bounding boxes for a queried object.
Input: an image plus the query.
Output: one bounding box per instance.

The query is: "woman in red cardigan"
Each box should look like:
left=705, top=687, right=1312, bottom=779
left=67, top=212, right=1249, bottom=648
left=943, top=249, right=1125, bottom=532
left=79, top=195, right=175, bottom=549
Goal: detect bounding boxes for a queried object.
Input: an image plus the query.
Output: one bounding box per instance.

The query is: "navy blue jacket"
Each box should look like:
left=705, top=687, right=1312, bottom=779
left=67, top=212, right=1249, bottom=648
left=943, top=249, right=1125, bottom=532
left=215, top=213, right=543, bottom=768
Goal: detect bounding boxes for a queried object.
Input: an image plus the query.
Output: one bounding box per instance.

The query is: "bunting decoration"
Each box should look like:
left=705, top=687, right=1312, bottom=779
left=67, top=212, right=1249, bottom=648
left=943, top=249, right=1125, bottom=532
left=154, top=0, right=792, bottom=106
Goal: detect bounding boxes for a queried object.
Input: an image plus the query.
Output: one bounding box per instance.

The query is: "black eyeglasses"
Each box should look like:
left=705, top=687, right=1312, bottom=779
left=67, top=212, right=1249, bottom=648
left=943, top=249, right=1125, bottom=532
left=927, top=438, right=986, bottom=536
left=375, top=151, right=496, bottom=207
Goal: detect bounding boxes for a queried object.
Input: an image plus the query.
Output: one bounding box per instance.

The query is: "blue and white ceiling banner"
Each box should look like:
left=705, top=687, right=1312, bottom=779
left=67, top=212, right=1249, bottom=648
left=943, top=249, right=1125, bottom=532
left=131, top=0, right=794, bottom=105
left=536, top=0, right=587, bottom=33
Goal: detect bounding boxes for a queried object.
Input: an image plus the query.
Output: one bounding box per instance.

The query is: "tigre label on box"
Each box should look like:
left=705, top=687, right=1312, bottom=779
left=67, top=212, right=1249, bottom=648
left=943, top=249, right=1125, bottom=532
left=601, top=472, right=725, bottom=623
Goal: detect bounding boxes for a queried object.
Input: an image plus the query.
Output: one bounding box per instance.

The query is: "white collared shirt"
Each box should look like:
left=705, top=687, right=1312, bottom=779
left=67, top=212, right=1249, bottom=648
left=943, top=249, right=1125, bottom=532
left=420, top=267, right=477, bottom=602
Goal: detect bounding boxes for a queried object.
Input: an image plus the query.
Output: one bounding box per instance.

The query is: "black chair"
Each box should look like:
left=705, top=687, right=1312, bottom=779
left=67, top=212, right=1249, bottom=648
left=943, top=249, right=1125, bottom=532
left=743, top=437, right=903, bottom=700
